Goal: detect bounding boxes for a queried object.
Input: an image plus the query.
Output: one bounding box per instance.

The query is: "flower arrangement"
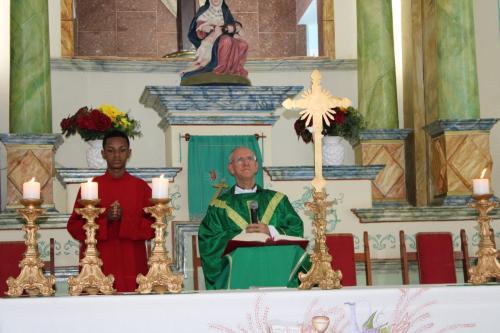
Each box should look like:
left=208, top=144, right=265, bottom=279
left=60, top=104, right=141, bottom=141
left=294, top=106, right=366, bottom=144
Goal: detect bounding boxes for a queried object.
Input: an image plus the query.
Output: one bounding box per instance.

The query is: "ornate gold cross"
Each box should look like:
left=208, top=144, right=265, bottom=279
left=282, top=70, right=352, bottom=290
left=282, top=70, right=351, bottom=191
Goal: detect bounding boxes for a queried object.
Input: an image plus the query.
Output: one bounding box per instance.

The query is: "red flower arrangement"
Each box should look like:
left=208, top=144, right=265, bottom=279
left=60, top=105, right=141, bottom=141
left=294, top=106, right=365, bottom=144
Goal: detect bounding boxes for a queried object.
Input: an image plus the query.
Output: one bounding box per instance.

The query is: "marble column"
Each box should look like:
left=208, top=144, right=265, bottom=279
left=10, top=1, right=52, bottom=133
left=421, top=0, right=484, bottom=206
left=0, top=134, right=62, bottom=211
left=436, top=0, right=479, bottom=119
left=356, top=0, right=398, bottom=129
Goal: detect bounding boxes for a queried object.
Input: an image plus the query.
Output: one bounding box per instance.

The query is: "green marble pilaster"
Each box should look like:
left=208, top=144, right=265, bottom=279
left=10, top=1, right=52, bottom=133
left=436, top=0, right=479, bottom=119
left=356, top=0, right=398, bottom=129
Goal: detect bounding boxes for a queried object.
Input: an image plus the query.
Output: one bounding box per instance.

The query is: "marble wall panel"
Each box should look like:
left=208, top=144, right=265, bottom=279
left=76, top=0, right=175, bottom=57
left=234, top=12, right=259, bottom=57
left=117, top=11, right=156, bottom=33
left=78, top=31, right=117, bottom=56
left=157, top=32, right=179, bottom=56
left=116, top=0, right=157, bottom=11
left=258, top=0, right=297, bottom=33
left=259, top=32, right=297, bottom=57
left=226, top=0, right=258, bottom=13
left=76, top=0, right=116, bottom=31
left=296, top=24, right=307, bottom=56
left=118, top=30, right=157, bottom=57
left=157, top=0, right=177, bottom=32
left=117, top=11, right=157, bottom=56
left=74, top=0, right=307, bottom=58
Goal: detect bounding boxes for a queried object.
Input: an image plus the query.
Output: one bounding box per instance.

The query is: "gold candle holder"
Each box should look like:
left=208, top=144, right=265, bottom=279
left=6, top=199, right=55, bottom=297
left=298, top=190, right=342, bottom=290
left=136, top=198, right=183, bottom=294
left=468, top=194, right=500, bottom=284
left=68, top=199, right=115, bottom=295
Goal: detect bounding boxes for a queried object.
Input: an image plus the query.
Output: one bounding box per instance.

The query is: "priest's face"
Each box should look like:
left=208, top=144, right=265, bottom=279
left=228, top=147, right=258, bottom=186
left=101, top=136, right=131, bottom=171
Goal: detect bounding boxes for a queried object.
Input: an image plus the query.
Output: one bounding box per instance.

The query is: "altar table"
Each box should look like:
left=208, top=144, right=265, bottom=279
left=0, top=284, right=498, bottom=332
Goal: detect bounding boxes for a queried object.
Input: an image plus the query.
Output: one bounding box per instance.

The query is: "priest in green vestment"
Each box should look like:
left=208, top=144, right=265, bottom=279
left=198, top=146, right=304, bottom=289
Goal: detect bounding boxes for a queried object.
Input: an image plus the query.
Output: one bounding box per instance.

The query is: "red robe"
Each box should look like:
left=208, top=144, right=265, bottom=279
left=67, top=171, right=154, bottom=292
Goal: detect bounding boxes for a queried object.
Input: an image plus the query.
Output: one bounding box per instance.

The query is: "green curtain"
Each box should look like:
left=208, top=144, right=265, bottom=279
left=188, top=135, right=263, bottom=220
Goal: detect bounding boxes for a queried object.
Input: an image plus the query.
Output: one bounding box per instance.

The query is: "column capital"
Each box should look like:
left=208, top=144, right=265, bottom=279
left=0, top=133, right=63, bottom=149
left=424, top=119, right=499, bottom=137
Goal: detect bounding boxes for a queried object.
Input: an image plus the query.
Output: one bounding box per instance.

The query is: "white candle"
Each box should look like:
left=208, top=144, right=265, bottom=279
left=81, top=178, right=98, bottom=200
left=23, top=177, right=40, bottom=199
left=152, top=174, right=169, bottom=199
left=472, top=168, right=490, bottom=195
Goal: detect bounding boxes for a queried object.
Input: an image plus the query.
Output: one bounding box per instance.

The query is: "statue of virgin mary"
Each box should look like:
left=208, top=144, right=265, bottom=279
left=180, top=0, right=251, bottom=86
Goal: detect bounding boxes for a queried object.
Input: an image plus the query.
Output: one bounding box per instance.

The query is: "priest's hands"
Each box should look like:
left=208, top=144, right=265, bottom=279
left=245, top=223, right=270, bottom=235
left=108, top=201, right=122, bottom=221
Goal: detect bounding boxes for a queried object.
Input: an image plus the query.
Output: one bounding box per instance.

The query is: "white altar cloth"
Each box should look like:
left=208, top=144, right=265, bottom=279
left=0, top=284, right=498, bottom=332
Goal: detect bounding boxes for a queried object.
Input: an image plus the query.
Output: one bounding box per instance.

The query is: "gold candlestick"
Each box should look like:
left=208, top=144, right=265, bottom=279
left=283, top=70, right=349, bottom=289
left=68, top=199, right=115, bottom=295
left=6, top=199, right=55, bottom=297
left=468, top=194, right=500, bottom=284
left=136, top=198, right=183, bottom=294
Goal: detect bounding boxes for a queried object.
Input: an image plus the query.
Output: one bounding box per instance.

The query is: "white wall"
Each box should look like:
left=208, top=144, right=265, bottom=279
left=474, top=0, right=500, bottom=195
left=334, top=0, right=357, bottom=59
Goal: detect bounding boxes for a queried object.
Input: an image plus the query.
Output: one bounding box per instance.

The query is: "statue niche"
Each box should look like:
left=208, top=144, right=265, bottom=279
left=180, top=0, right=251, bottom=86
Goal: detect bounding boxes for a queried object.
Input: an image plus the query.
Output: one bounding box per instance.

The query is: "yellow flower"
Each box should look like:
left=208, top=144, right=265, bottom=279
left=98, top=104, right=125, bottom=121
left=120, top=118, right=130, bottom=128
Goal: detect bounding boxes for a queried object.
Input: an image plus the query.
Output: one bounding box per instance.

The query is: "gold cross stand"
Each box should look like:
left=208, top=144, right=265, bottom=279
left=282, top=69, right=351, bottom=289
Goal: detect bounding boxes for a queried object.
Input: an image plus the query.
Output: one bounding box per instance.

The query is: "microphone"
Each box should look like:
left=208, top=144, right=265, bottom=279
left=249, top=201, right=259, bottom=224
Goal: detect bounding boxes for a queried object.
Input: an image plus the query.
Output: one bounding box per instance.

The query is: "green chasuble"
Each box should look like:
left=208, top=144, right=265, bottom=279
left=198, top=185, right=304, bottom=290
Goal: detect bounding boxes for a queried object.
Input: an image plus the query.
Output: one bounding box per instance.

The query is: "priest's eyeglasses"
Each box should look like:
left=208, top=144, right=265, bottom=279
left=233, top=156, right=257, bottom=165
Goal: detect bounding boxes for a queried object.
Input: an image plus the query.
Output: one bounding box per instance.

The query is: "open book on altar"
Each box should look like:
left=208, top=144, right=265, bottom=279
left=222, top=232, right=309, bottom=256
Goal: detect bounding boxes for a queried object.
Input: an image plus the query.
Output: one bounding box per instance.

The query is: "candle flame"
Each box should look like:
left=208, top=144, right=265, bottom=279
left=29, top=177, right=35, bottom=183
left=87, top=178, right=93, bottom=183
left=160, top=174, right=164, bottom=179
left=480, top=168, right=487, bottom=179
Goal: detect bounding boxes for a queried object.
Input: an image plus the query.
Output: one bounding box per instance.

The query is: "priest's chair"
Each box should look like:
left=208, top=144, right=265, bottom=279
left=0, top=238, right=55, bottom=295
left=399, top=230, right=470, bottom=284
left=191, top=235, right=203, bottom=290
left=325, top=232, right=372, bottom=286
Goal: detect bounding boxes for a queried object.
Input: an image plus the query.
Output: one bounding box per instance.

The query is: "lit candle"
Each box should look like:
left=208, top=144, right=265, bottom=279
left=472, top=168, right=490, bottom=195
left=152, top=174, right=169, bottom=199
left=23, top=177, right=40, bottom=199
left=81, top=178, right=98, bottom=200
